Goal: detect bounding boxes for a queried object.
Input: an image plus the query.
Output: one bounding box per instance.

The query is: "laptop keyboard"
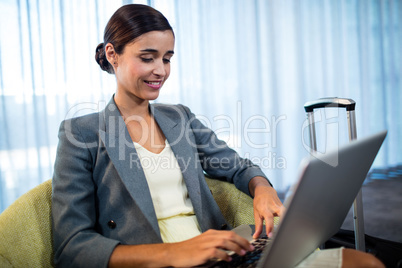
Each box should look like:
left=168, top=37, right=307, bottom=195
left=210, top=235, right=271, bottom=268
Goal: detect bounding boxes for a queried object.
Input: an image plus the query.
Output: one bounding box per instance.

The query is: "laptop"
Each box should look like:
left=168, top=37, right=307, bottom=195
left=204, top=130, right=387, bottom=268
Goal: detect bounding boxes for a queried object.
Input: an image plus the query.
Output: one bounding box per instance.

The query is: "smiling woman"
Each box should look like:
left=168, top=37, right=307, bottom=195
left=54, top=4, right=280, bottom=268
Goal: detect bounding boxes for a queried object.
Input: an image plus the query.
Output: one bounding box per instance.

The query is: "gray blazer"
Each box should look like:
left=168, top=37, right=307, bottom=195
left=52, top=97, right=269, bottom=268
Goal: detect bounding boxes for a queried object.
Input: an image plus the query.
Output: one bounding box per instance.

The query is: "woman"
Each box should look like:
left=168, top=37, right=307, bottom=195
left=52, top=4, right=384, bottom=268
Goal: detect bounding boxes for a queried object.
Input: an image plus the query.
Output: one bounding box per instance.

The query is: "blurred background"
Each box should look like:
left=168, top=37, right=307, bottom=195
left=0, top=0, right=401, bottom=213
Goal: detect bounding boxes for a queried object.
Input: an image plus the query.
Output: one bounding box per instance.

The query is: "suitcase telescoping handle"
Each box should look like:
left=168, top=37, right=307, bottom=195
left=304, top=98, right=357, bottom=150
left=303, top=97, right=366, bottom=252
left=304, top=97, right=356, bottom=112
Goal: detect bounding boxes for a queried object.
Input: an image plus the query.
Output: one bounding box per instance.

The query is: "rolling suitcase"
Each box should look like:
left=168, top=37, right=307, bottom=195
left=303, top=97, right=366, bottom=252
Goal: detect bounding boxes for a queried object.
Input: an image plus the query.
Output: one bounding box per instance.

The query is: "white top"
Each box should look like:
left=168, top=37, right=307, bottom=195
left=133, top=139, right=201, bottom=242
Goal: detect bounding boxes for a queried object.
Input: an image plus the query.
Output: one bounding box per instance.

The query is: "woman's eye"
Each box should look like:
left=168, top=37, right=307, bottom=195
left=163, top=58, right=171, bottom=64
left=141, top=58, right=153, bottom=63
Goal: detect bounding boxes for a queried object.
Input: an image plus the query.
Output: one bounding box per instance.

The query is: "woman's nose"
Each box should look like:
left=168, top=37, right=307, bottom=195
left=153, top=60, right=167, bottom=77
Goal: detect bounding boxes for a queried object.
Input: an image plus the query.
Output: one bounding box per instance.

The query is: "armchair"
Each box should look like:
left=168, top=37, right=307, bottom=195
left=0, top=177, right=278, bottom=267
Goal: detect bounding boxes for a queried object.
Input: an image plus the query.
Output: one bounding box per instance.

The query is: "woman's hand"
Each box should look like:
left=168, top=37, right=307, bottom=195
left=166, top=229, right=254, bottom=267
left=249, top=176, right=285, bottom=239
left=109, top=229, right=254, bottom=268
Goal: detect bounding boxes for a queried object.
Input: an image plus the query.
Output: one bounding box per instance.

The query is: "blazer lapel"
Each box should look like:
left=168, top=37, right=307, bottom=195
left=99, top=98, right=160, bottom=239
left=151, top=105, right=203, bottom=219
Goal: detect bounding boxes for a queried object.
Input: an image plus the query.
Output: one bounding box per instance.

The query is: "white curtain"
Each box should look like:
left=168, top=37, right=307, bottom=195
left=0, top=0, right=401, bottom=212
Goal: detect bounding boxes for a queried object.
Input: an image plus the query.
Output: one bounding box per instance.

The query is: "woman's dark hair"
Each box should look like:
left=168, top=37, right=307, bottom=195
left=95, top=4, right=173, bottom=74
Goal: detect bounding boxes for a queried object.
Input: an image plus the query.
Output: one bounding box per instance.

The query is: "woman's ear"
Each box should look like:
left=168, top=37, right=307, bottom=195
left=105, top=43, right=117, bottom=67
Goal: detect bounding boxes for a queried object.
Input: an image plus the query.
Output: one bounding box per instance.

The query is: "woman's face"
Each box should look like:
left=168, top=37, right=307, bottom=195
left=111, top=30, right=175, bottom=102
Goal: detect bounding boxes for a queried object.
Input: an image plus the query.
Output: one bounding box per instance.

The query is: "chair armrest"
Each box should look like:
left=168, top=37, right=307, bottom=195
left=0, top=180, right=54, bottom=268
left=205, top=176, right=255, bottom=227
left=205, top=176, right=280, bottom=228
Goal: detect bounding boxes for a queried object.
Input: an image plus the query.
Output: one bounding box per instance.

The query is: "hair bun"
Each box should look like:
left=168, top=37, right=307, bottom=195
left=95, top=43, right=114, bottom=74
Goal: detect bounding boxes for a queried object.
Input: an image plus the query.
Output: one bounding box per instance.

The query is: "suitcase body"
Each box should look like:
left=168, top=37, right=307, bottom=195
left=304, top=97, right=365, bottom=252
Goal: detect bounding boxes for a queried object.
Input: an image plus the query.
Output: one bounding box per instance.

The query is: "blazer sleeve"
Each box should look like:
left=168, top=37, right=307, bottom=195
left=178, top=105, right=272, bottom=196
left=52, top=117, right=120, bottom=268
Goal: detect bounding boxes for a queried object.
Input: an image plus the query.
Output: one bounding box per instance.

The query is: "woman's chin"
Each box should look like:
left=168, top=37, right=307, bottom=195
left=145, top=93, right=160, bottom=101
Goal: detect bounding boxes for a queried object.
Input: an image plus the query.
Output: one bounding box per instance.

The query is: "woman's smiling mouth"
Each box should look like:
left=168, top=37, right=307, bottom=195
left=144, top=80, right=162, bottom=89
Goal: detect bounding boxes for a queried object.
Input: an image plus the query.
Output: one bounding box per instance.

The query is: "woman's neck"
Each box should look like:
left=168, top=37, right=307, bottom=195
left=114, top=91, right=150, bottom=119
